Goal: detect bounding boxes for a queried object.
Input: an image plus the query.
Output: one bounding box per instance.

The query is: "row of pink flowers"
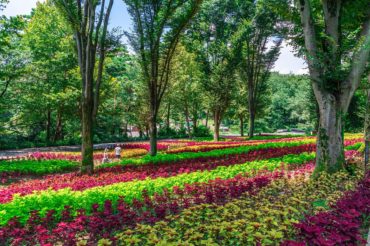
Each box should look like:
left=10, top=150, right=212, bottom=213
left=0, top=144, right=316, bottom=204
left=0, top=165, right=315, bottom=245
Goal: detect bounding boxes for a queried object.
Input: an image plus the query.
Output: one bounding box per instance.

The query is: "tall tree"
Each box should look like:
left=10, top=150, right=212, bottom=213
left=289, top=0, right=370, bottom=175
left=167, top=44, right=204, bottom=137
left=23, top=1, right=79, bottom=144
left=237, top=1, right=282, bottom=137
left=53, top=0, right=114, bottom=174
left=187, top=0, right=241, bottom=141
left=124, top=0, right=202, bottom=156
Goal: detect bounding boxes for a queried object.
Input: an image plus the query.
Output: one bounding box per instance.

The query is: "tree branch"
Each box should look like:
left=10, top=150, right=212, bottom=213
left=341, top=10, right=370, bottom=112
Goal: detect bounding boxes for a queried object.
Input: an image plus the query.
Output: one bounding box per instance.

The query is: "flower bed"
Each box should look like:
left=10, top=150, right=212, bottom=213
left=0, top=145, right=315, bottom=204
left=0, top=151, right=318, bottom=226
left=114, top=169, right=363, bottom=245
left=0, top=169, right=283, bottom=244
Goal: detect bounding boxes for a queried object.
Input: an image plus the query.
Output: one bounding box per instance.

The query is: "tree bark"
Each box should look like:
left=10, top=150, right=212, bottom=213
left=315, top=94, right=345, bottom=175
left=185, top=102, right=192, bottom=138
left=213, top=110, right=221, bottom=141
left=53, top=108, right=63, bottom=143
left=81, top=99, right=94, bottom=175
left=248, top=99, right=255, bottom=138
left=365, top=74, right=370, bottom=172
left=240, top=116, right=244, bottom=137
left=248, top=77, right=256, bottom=138
left=166, top=102, right=171, bottom=133
left=149, top=112, right=157, bottom=156
left=205, top=110, right=209, bottom=127
left=192, top=117, right=197, bottom=135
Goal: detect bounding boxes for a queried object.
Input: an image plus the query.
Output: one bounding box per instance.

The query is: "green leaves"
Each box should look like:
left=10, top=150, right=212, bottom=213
left=0, top=159, right=78, bottom=175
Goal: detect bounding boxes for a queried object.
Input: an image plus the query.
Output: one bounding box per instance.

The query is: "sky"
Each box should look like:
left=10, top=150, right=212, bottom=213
left=2, top=0, right=308, bottom=75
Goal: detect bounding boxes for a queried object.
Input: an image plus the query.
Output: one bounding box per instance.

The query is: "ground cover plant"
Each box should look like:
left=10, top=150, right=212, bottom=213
left=0, top=136, right=367, bottom=245
left=114, top=168, right=365, bottom=246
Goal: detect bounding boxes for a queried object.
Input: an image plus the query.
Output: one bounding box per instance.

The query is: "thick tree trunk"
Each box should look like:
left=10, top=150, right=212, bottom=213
left=81, top=100, right=94, bottom=175
left=248, top=82, right=255, bottom=138
left=149, top=112, right=157, bottom=156
left=240, top=116, right=244, bottom=137
left=213, top=110, right=221, bottom=141
left=314, top=94, right=345, bottom=175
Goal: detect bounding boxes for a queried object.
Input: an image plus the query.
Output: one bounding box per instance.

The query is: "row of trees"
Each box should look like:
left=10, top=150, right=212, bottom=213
left=1, top=0, right=369, bottom=175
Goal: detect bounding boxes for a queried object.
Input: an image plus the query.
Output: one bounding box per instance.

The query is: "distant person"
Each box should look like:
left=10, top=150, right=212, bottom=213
left=114, top=144, right=122, bottom=159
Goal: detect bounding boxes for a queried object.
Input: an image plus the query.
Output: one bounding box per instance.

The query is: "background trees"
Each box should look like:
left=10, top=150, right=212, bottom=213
left=186, top=0, right=241, bottom=141
left=236, top=0, right=282, bottom=137
left=124, top=0, right=203, bottom=156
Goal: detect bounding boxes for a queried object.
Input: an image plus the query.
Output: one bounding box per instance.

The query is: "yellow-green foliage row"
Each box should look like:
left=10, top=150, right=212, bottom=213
left=113, top=170, right=363, bottom=246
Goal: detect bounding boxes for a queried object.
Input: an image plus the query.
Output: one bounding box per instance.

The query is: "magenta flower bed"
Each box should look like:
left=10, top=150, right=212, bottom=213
left=284, top=172, right=370, bottom=246
left=119, top=143, right=169, bottom=151
left=0, top=144, right=315, bottom=204
left=0, top=166, right=305, bottom=245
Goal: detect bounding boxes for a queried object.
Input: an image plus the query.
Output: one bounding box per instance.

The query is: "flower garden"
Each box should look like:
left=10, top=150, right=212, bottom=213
left=0, top=134, right=368, bottom=245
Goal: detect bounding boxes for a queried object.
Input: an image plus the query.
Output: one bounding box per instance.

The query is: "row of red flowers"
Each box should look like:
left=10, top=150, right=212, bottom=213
left=0, top=144, right=316, bottom=204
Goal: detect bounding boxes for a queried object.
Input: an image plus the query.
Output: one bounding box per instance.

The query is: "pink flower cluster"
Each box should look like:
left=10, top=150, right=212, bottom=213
left=119, top=143, right=168, bottom=151
left=7, top=152, right=117, bottom=162
left=283, top=172, right=370, bottom=246
left=0, top=144, right=315, bottom=204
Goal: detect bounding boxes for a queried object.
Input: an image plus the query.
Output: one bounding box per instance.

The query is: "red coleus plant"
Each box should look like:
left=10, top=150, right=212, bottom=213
left=283, top=172, right=370, bottom=246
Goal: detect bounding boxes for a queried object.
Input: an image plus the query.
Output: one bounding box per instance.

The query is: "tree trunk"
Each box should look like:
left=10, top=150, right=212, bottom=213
left=53, top=108, right=63, bottom=143
left=46, top=109, right=51, bottom=143
left=314, top=94, right=345, bottom=175
left=240, top=116, right=244, bottom=137
left=185, top=103, right=192, bottom=138
left=364, top=74, right=370, bottom=172
left=213, top=110, right=221, bottom=141
left=205, top=110, right=209, bottom=127
left=192, top=118, right=197, bottom=135
left=248, top=110, right=255, bottom=138
left=248, top=80, right=256, bottom=138
left=166, top=102, right=171, bottom=133
left=81, top=100, right=94, bottom=175
left=149, top=112, right=157, bottom=156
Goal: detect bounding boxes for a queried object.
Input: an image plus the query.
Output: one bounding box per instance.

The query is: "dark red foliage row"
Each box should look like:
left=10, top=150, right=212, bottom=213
left=0, top=168, right=298, bottom=246
left=283, top=172, right=370, bottom=246
left=0, top=144, right=316, bottom=204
